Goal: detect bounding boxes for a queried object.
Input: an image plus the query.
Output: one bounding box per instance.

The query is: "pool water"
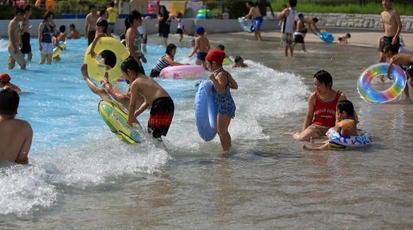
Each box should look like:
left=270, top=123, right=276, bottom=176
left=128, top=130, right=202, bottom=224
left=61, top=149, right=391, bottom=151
left=0, top=37, right=308, bottom=216
left=1, top=34, right=413, bottom=229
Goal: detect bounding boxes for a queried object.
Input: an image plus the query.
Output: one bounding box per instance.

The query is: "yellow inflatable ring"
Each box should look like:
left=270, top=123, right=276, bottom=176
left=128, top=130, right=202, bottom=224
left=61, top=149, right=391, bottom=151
left=84, top=37, right=130, bottom=83
left=52, top=42, right=66, bottom=58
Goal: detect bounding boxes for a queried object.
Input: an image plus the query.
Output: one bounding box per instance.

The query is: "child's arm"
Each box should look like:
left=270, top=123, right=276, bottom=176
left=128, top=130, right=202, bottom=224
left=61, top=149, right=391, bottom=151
left=206, top=39, right=210, bottom=52
left=228, top=73, right=238, bottom=89
left=277, top=8, right=288, bottom=20
left=209, top=72, right=226, bottom=94
left=244, top=7, right=253, bottom=19
left=88, top=34, right=104, bottom=57
left=387, top=57, right=396, bottom=80
left=188, top=38, right=199, bottom=57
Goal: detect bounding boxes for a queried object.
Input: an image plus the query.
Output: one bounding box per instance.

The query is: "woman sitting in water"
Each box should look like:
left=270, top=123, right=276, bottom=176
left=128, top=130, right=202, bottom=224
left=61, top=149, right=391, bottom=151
left=289, top=70, right=347, bottom=141
left=150, top=43, right=186, bottom=78
left=303, top=100, right=357, bottom=150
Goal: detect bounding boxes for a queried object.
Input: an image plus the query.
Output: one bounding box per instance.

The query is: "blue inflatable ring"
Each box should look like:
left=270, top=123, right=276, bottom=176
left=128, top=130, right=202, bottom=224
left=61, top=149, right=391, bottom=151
left=319, top=32, right=334, bottom=43
left=195, top=80, right=218, bottom=141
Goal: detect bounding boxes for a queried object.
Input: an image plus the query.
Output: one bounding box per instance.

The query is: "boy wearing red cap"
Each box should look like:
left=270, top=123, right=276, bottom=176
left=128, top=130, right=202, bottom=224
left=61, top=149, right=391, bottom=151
left=0, top=88, right=33, bottom=164
left=0, top=73, right=21, bottom=93
left=188, top=26, right=210, bottom=68
left=206, top=49, right=238, bottom=153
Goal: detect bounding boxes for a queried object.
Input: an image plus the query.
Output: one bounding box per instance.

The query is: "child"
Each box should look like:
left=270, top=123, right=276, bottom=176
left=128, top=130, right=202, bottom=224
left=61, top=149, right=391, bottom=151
left=216, top=44, right=232, bottom=63
left=303, top=100, right=357, bottom=150
left=383, top=44, right=413, bottom=99
left=293, top=13, right=308, bottom=53
left=53, top=25, right=66, bottom=61
left=175, top=12, right=187, bottom=42
left=338, top=33, right=351, bottom=45
left=88, top=19, right=116, bottom=69
left=97, top=8, right=112, bottom=37
left=232, top=56, right=248, bottom=68
left=206, top=49, right=238, bottom=153
left=150, top=43, right=186, bottom=78
left=0, top=73, right=21, bottom=93
left=188, top=26, right=210, bottom=68
left=124, top=57, right=174, bottom=139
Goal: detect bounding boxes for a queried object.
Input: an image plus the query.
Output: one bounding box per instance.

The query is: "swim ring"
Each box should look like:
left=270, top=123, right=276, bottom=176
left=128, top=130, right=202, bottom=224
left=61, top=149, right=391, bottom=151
left=160, top=65, right=206, bottom=80
left=327, top=128, right=373, bottom=148
left=238, top=17, right=252, bottom=33
left=223, top=58, right=231, bottom=65
left=195, top=80, right=218, bottom=141
left=98, top=100, right=142, bottom=145
left=52, top=42, right=66, bottom=58
left=318, top=32, right=334, bottom=43
left=357, top=63, right=407, bottom=103
left=84, top=37, right=130, bottom=83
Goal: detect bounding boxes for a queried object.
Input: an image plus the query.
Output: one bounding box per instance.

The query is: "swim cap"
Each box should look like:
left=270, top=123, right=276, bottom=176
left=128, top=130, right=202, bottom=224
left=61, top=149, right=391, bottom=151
left=195, top=26, right=205, bottom=34
left=298, top=13, right=304, bottom=18
left=206, top=49, right=226, bottom=65
left=0, top=73, right=11, bottom=83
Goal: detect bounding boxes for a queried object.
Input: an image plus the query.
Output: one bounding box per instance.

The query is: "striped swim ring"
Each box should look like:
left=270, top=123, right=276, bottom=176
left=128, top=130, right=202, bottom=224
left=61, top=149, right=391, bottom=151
left=357, top=63, right=407, bottom=103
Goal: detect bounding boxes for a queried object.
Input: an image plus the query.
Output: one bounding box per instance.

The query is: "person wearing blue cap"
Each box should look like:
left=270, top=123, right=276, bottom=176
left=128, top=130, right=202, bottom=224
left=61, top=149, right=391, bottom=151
left=188, top=26, right=210, bottom=68
left=293, top=13, right=308, bottom=53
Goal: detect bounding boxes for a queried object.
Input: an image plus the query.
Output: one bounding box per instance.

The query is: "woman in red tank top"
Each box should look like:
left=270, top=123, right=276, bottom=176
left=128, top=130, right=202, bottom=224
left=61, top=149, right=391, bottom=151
left=291, top=70, right=346, bottom=141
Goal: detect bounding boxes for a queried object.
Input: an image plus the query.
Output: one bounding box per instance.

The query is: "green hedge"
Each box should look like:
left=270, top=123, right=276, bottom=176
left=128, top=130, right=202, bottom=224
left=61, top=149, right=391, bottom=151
left=0, top=5, right=48, bottom=20
left=271, top=1, right=413, bottom=16
left=0, top=0, right=112, bottom=20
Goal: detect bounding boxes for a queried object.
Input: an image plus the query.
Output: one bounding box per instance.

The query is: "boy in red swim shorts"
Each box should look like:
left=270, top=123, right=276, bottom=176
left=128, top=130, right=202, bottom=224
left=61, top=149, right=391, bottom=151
left=123, top=57, right=174, bottom=139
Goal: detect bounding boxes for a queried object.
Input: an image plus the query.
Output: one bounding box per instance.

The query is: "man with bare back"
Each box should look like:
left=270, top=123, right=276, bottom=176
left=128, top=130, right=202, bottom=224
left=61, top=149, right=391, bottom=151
left=0, top=89, right=33, bottom=165
left=379, top=0, right=402, bottom=62
left=85, top=4, right=99, bottom=45
left=244, top=1, right=263, bottom=41
left=7, top=8, right=26, bottom=70
left=21, top=5, right=33, bottom=62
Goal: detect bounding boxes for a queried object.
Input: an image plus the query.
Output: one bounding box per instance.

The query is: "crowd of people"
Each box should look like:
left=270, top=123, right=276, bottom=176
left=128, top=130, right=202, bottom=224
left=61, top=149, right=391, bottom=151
left=1, top=0, right=412, bottom=164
